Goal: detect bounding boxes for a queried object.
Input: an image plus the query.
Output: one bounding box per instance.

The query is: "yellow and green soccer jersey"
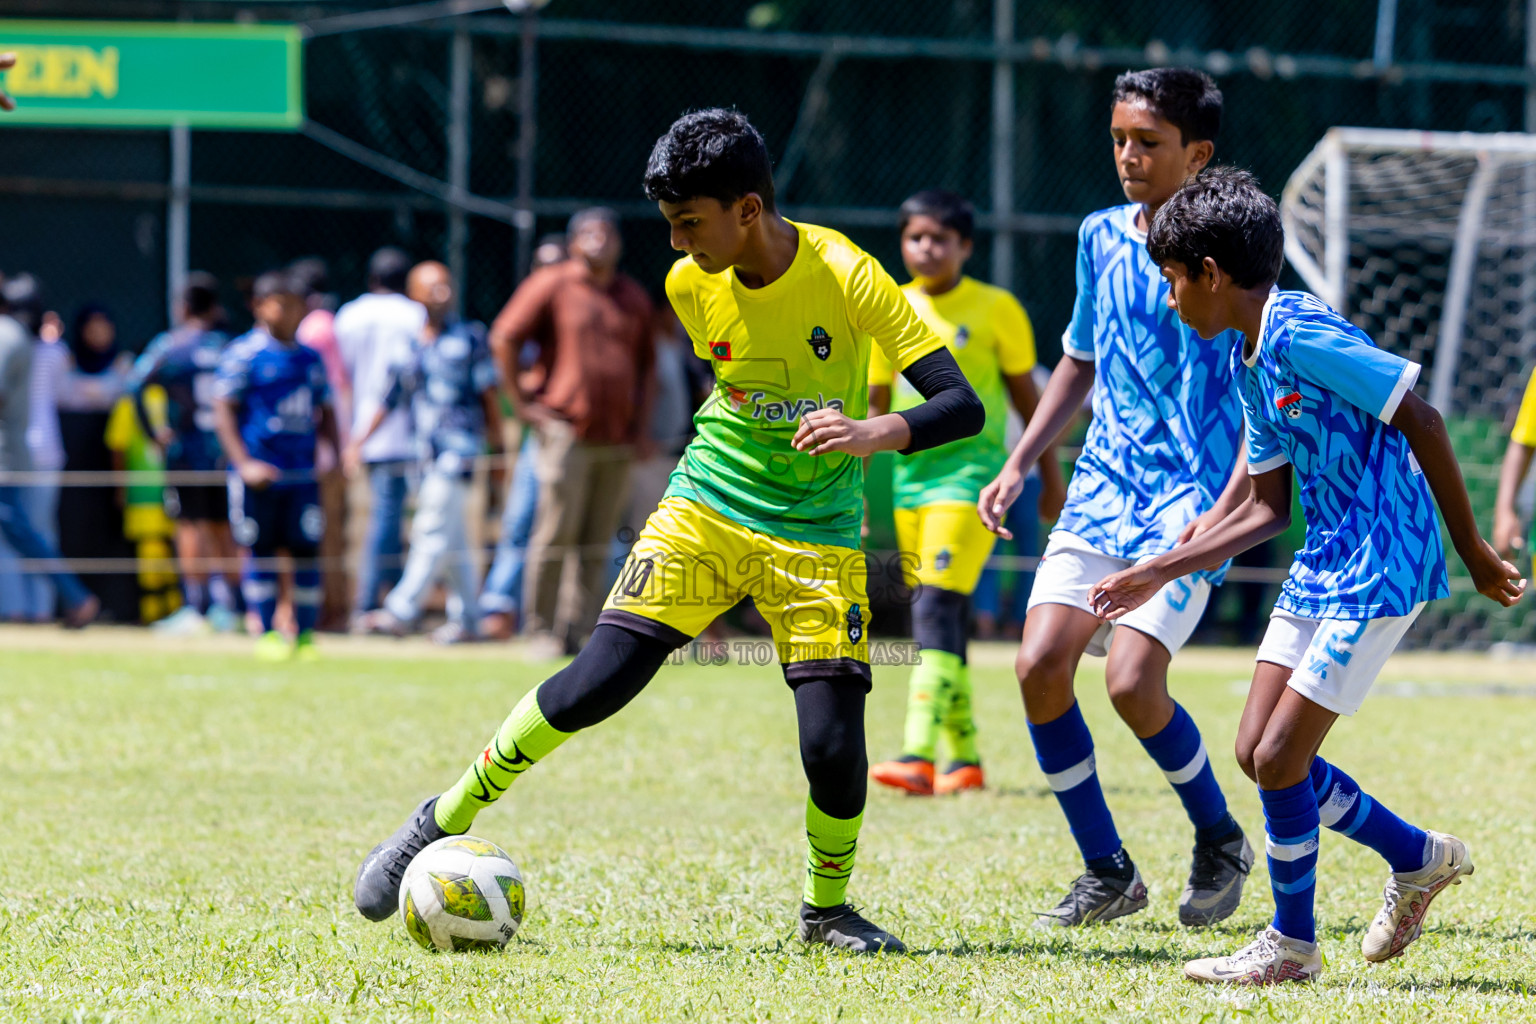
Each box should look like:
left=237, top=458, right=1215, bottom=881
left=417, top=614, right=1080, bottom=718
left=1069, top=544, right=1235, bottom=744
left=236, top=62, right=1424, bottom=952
left=1513, top=371, right=1536, bottom=447
left=869, top=276, right=1036, bottom=509
left=663, top=220, right=945, bottom=548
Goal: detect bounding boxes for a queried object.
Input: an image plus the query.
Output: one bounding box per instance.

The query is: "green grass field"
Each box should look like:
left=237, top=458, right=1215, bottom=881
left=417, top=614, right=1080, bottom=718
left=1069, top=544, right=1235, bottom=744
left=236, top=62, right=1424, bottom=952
left=3, top=628, right=1534, bottom=1022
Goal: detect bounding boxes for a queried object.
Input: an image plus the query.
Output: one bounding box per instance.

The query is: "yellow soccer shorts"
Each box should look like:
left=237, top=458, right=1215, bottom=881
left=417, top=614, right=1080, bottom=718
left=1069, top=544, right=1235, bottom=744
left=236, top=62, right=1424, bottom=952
left=892, top=501, right=998, bottom=595
left=599, top=497, right=870, bottom=682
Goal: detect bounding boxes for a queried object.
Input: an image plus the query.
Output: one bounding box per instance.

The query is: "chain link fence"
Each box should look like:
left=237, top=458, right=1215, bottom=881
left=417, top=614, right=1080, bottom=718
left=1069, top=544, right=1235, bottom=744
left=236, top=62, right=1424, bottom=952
left=4, top=0, right=1536, bottom=645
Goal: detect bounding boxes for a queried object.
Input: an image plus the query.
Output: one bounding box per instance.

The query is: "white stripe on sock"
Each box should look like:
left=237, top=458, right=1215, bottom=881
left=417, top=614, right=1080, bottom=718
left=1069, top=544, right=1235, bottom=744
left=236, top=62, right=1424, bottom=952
left=1044, top=753, right=1096, bottom=793
left=1317, top=785, right=1358, bottom=828
left=243, top=580, right=277, bottom=601
left=291, top=587, right=321, bottom=604
left=1162, top=741, right=1209, bottom=785
left=1265, top=834, right=1319, bottom=862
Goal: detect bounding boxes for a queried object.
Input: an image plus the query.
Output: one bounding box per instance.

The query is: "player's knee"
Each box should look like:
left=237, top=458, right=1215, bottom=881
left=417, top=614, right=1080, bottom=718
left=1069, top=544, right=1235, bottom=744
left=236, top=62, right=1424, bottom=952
left=1250, top=734, right=1305, bottom=790
left=1015, top=638, right=1074, bottom=702
left=911, top=586, right=968, bottom=656
left=1103, top=664, right=1165, bottom=729
left=536, top=624, right=670, bottom=731
left=1234, top=733, right=1259, bottom=783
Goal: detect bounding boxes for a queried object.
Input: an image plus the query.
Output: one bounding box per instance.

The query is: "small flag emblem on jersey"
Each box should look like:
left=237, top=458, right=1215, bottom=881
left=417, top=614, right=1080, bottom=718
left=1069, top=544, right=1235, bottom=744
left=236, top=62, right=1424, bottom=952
left=1275, top=388, right=1303, bottom=418
left=807, top=327, right=832, bottom=361
left=710, top=341, right=732, bottom=360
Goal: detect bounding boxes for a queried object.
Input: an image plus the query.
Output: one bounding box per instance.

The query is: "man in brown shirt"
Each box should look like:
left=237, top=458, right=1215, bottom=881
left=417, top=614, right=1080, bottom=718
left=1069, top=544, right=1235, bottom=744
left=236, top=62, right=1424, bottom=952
left=490, top=208, right=654, bottom=655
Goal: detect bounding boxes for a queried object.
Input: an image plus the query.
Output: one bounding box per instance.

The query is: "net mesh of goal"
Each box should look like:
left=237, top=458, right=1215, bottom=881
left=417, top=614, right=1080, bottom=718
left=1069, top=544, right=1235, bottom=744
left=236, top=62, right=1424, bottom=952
left=1283, top=128, right=1536, bottom=650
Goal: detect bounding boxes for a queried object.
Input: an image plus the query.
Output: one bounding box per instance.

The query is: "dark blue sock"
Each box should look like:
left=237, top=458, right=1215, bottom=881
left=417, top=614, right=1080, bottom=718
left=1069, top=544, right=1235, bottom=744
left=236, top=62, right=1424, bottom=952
left=292, top=566, right=320, bottom=635
left=1028, top=702, right=1122, bottom=868
left=243, top=570, right=278, bottom=633
left=1310, top=758, right=1428, bottom=873
left=1261, top=779, right=1320, bottom=944
left=1139, top=702, right=1236, bottom=841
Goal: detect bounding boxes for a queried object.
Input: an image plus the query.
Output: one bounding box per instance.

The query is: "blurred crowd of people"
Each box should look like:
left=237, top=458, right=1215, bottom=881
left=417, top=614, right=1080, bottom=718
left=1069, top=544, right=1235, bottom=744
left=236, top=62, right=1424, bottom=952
left=0, top=208, right=714, bottom=649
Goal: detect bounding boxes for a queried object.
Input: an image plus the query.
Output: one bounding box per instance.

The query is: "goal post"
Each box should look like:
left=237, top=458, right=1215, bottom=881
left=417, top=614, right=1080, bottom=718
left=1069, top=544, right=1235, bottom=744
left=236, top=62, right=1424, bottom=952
left=1282, top=127, right=1536, bottom=418
left=1282, top=128, right=1536, bottom=648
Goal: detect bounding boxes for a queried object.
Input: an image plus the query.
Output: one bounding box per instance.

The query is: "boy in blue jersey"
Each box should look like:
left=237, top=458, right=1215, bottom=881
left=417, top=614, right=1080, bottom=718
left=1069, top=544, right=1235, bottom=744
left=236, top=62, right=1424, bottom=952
left=1092, top=168, right=1523, bottom=984
left=349, top=261, right=503, bottom=644
left=130, top=272, right=242, bottom=632
left=213, top=270, right=340, bottom=662
left=981, top=68, right=1253, bottom=927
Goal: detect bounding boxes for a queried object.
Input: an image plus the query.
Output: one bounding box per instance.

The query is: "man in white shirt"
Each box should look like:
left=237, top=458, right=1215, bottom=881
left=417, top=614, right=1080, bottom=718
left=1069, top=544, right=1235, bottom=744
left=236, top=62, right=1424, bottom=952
left=334, top=247, right=425, bottom=622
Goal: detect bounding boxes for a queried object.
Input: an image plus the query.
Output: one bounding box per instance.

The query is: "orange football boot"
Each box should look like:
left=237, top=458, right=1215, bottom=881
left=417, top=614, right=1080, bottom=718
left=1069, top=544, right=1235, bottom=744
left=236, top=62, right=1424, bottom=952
left=934, top=762, right=985, bottom=795
left=870, top=757, right=935, bottom=795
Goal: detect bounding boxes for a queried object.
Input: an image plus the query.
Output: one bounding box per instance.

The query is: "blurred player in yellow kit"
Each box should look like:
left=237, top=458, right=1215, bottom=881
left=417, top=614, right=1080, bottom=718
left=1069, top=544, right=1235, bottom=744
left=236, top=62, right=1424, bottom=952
left=868, top=190, right=1064, bottom=795
left=1494, top=370, right=1536, bottom=574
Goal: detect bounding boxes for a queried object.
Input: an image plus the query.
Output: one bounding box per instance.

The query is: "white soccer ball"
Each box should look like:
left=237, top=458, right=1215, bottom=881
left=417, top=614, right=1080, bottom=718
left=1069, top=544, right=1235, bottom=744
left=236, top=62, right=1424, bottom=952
left=398, top=835, right=525, bottom=952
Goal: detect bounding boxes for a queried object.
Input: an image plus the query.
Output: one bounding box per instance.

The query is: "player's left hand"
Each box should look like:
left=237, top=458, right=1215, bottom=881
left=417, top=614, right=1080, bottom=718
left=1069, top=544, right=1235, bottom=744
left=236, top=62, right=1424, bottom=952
left=792, top=408, right=889, bottom=458
left=0, top=55, right=15, bottom=112
left=1462, top=537, right=1526, bottom=607
left=1088, top=563, right=1165, bottom=620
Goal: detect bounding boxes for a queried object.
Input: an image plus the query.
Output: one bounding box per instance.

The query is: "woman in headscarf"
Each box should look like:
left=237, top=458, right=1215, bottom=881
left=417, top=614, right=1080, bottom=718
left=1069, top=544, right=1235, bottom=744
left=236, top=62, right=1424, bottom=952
left=57, top=304, right=139, bottom=621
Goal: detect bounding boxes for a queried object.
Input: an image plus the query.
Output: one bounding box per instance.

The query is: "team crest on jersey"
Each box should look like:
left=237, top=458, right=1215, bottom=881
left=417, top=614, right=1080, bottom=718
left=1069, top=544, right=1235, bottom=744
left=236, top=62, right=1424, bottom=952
left=709, top=341, right=732, bottom=360
left=1274, top=386, right=1303, bottom=419
left=807, top=327, right=832, bottom=361
left=845, top=603, right=864, bottom=644
left=953, top=326, right=970, bottom=350
left=934, top=548, right=952, bottom=570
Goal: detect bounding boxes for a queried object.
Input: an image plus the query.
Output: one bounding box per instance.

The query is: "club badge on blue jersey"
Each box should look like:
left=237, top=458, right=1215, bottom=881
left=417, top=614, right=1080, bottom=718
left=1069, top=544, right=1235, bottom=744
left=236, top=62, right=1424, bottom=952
left=807, top=326, right=832, bottom=361
left=1275, top=386, right=1304, bottom=419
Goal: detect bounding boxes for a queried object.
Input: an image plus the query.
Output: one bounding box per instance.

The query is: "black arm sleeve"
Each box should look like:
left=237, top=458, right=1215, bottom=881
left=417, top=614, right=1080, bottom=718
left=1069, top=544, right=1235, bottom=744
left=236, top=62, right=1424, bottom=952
left=892, top=347, right=984, bottom=455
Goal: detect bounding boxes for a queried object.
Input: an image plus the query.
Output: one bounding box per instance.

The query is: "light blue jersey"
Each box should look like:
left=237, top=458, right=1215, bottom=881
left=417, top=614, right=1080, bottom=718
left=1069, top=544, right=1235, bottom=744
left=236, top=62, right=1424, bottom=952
left=1057, top=205, right=1243, bottom=579
left=1235, top=290, right=1448, bottom=619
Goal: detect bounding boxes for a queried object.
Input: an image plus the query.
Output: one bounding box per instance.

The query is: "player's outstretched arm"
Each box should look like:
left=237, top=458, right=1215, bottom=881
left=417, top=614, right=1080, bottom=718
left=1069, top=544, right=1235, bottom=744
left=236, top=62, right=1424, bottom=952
left=979, top=353, right=1093, bottom=536
left=1004, top=370, right=1067, bottom=521
left=1392, top=391, right=1526, bottom=606
left=793, top=348, right=981, bottom=458
left=1090, top=467, right=1292, bottom=620
left=1494, top=439, right=1535, bottom=560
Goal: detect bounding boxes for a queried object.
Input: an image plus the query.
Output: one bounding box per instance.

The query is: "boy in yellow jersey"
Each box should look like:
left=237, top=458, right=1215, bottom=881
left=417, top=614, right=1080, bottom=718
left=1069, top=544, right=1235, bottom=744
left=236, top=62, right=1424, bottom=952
left=868, top=190, right=1065, bottom=796
left=1494, top=370, right=1536, bottom=572
left=354, top=109, right=984, bottom=953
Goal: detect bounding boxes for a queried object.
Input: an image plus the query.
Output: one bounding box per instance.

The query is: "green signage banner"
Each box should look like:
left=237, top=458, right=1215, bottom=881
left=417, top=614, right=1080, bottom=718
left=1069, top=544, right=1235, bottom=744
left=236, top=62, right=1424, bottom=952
left=0, top=20, right=301, bottom=129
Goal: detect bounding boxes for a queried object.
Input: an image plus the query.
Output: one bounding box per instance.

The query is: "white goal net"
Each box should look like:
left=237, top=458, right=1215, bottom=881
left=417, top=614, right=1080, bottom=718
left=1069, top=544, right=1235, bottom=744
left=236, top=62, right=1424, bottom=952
left=1283, top=128, right=1536, bottom=648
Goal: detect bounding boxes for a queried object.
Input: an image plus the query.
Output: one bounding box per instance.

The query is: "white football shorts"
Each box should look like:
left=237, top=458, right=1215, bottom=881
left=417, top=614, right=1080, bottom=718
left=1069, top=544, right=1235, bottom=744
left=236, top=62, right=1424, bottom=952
left=1026, top=530, right=1211, bottom=658
left=1254, top=603, right=1425, bottom=716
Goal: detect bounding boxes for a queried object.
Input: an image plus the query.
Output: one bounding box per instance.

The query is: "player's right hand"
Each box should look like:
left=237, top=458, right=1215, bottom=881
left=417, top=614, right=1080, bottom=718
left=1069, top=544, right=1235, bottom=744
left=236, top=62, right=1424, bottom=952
left=239, top=460, right=282, bottom=490
left=1088, top=564, right=1164, bottom=620
left=978, top=466, right=1023, bottom=539
left=0, top=55, right=15, bottom=112
left=1464, top=537, right=1526, bottom=607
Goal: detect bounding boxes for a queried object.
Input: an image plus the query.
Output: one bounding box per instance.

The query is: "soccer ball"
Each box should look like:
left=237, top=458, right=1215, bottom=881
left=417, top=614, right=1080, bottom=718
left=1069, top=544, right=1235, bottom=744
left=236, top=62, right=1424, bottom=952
left=398, top=835, right=525, bottom=952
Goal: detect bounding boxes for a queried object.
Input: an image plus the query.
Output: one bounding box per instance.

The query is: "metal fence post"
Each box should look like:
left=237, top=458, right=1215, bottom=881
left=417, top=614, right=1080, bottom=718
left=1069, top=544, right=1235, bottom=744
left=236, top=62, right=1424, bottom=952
left=513, top=9, right=539, bottom=281
left=448, top=27, right=471, bottom=316
left=990, top=0, right=1015, bottom=291
left=167, top=122, right=190, bottom=327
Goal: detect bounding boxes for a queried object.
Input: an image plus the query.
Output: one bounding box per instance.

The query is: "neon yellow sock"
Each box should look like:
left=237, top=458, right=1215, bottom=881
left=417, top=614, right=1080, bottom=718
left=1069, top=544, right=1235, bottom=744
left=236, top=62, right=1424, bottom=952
left=940, top=659, right=980, bottom=764
left=900, top=650, right=960, bottom=761
left=434, top=686, right=572, bottom=834
left=804, top=797, right=863, bottom=908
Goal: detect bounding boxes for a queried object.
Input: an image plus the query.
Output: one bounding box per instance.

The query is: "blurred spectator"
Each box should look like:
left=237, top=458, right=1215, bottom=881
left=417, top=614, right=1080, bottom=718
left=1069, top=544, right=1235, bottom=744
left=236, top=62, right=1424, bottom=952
left=479, top=231, right=568, bottom=639
left=0, top=280, right=99, bottom=627
left=335, top=247, right=424, bottom=624
left=351, top=261, right=501, bottom=644
left=130, top=272, right=242, bottom=635
left=489, top=208, right=653, bottom=656
left=57, top=303, right=137, bottom=621
left=292, top=257, right=353, bottom=631
left=614, top=302, right=711, bottom=572
left=0, top=273, right=63, bottom=620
